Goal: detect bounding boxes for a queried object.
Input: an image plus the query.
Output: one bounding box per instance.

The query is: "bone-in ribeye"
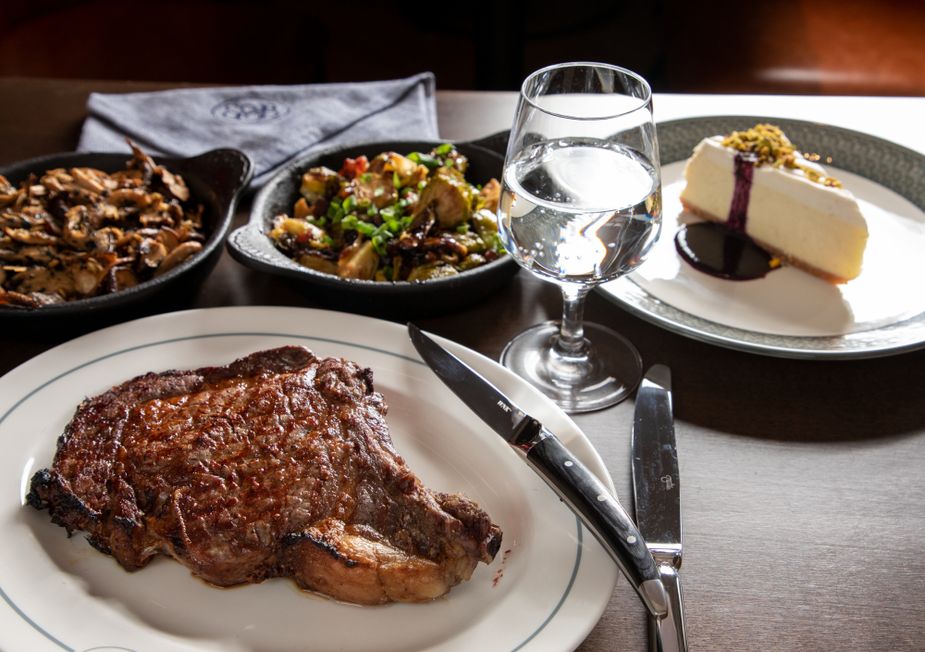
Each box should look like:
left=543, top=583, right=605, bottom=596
left=28, top=346, right=501, bottom=604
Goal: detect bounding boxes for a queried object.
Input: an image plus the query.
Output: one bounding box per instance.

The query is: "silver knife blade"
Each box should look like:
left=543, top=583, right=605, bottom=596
left=632, top=364, right=688, bottom=652
left=406, top=324, right=531, bottom=444
left=632, top=364, right=681, bottom=552
left=407, top=323, right=672, bottom=624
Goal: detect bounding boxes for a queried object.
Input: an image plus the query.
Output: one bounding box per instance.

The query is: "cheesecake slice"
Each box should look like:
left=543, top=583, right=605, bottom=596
left=679, top=124, right=868, bottom=283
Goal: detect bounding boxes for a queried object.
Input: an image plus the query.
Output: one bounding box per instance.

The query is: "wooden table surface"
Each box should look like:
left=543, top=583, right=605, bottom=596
left=1, top=77, right=924, bottom=651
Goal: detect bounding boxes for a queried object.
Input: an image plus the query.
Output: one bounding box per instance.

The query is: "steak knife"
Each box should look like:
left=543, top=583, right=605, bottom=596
left=407, top=323, right=676, bottom=640
left=632, top=365, right=688, bottom=652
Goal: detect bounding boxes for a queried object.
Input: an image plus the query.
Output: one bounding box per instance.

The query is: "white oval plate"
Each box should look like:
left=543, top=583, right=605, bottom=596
left=0, top=306, right=617, bottom=652
left=600, top=116, right=925, bottom=359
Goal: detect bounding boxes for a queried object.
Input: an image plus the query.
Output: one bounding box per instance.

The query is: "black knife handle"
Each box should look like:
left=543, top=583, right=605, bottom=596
left=522, top=427, right=667, bottom=616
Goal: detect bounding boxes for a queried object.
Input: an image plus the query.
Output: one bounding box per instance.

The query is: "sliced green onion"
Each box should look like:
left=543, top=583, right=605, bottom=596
left=371, top=234, right=389, bottom=255
left=435, top=143, right=454, bottom=155
left=326, top=203, right=344, bottom=222
left=379, top=205, right=398, bottom=221
left=409, top=153, right=440, bottom=170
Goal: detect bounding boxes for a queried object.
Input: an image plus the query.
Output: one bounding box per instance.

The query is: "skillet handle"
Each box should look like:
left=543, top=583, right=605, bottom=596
left=463, top=131, right=509, bottom=156
left=178, top=148, right=254, bottom=204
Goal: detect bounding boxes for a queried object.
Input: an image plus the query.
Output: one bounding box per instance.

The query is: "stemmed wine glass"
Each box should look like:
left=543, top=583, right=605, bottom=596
left=498, top=62, right=662, bottom=412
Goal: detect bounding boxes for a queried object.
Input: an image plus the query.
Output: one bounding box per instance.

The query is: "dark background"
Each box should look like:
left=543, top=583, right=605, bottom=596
left=1, top=0, right=924, bottom=95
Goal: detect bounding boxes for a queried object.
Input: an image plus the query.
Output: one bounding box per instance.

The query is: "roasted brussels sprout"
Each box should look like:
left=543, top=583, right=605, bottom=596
left=300, top=166, right=339, bottom=201
left=338, top=239, right=379, bottom=280
left=407, top=262, right=459, bottom=281
left=298, top=252, right=338, bottom=275
left=414, top=168, right=475, bottom=229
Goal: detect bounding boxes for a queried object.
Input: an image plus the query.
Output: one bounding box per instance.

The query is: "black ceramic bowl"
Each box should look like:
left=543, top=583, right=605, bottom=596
left=0, top=148, right=252, bottom=320
left=227, top=140, right=518, bottom=316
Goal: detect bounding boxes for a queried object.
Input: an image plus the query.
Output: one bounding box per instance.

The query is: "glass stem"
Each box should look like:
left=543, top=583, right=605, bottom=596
left=555, top=285, right=590, bottom=358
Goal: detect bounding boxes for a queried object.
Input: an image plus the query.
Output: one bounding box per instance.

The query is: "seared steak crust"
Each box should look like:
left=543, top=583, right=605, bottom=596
left=28, top=346, right=502, bottom=604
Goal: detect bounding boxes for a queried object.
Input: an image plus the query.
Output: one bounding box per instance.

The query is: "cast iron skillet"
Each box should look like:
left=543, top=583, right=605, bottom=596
left=0, top=148, right=252, bottom=320
left=227, top=140, right=517, bottom=316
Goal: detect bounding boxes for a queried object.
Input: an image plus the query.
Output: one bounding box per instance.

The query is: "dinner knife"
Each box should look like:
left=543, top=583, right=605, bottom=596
left=632, top=365, right=688, bottom=652
left=406, top=323, right=673, bottom=632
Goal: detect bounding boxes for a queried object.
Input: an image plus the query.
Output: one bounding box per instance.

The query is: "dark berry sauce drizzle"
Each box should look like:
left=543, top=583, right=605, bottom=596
left=675, top=152, right=777, bottom=281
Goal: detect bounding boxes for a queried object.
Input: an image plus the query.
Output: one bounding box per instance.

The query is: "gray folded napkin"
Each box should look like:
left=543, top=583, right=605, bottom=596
left=77, top=73, right=438, bottom=189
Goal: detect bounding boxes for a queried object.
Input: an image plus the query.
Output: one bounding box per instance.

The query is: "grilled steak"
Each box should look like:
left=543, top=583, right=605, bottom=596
left=27, top=346, right=502, bottom=605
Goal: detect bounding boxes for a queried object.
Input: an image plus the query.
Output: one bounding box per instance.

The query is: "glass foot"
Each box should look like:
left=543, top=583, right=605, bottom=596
left=500, top=321, right=642, bottom=413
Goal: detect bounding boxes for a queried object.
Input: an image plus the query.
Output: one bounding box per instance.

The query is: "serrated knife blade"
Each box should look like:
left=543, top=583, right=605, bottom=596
left=632, top=364, right=688, bottom=652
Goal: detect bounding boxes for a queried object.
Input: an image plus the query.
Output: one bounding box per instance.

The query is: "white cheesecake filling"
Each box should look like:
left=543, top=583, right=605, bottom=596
left=679, top=137, right=868, bottom=281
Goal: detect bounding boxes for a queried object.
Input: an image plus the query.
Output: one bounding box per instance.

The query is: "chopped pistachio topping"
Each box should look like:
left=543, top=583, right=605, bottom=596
left=721, top=123, right=842, bottom=188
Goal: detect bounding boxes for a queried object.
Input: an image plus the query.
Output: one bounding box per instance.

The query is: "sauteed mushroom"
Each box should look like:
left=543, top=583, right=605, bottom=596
left=0, top=145, right=205, bottom=308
